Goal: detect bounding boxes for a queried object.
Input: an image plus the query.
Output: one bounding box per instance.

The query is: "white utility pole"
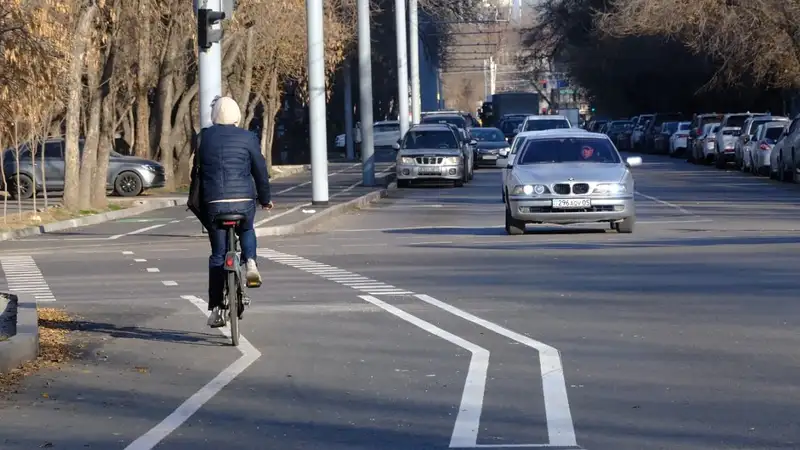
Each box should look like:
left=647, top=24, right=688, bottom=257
left=408, top=0, right=421, bottom=123
left=395, top=0, right=410, bottom=135
left=358, top=0, right=376, bottom=185
left=306, top=0, right=329, bottom=204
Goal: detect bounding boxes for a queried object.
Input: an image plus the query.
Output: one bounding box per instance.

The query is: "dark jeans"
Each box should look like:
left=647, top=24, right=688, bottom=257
left=205, top=200, right=257, bottom=267
left=205, top=201, right=257, bottom=310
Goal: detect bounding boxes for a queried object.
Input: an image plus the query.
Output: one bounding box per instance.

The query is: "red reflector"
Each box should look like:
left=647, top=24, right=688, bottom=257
left=225, top=255, right=234, bottom=267
left=222, top=221, right=237, bottom=226
left=760, top=143, right=770, bottom=150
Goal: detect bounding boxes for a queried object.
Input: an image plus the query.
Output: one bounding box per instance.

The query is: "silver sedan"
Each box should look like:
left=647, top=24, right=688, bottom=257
left=502, top=129, right=642, bottom=235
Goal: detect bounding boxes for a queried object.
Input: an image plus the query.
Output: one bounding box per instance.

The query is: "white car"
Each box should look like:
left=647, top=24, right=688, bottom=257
left=502, top=129, right=642, bottom=235
left=334, top=121, right=400, bottom=150
left=498, top=128, right=585, bottom=202
left=668, top=121, right=691, bottom=157
left=519, top=114, right=572, bottom=132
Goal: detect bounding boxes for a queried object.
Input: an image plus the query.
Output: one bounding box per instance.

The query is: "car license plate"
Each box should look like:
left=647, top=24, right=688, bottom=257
left=419, top=168, right=441, bottom=175
left=481, top=154, right=498, bottom=160
left=552, top=198, right=591, bottom=208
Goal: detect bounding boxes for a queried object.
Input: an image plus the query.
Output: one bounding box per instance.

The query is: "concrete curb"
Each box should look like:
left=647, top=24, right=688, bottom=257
left=0, top=293, right=39, bottom=374
left=0, top=198, right=187, bottom=242
left=256, top=175, right=397, bottom=237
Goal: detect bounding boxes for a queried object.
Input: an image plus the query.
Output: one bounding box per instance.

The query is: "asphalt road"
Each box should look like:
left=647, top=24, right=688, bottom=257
left=1, top=154, right=799, bottom=449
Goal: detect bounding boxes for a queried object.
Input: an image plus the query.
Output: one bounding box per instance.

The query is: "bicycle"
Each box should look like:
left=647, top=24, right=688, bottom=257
left=214, top=213, right=261, bottom=346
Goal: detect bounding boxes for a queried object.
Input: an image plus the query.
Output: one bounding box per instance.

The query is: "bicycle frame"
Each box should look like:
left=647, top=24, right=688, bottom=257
left=222, top=223, right=244, bottom=346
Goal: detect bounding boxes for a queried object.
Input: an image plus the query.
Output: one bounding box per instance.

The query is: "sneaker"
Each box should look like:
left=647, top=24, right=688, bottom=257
left=207, top=307, right=226, bottom=328
left=245, top=259, right=262, bottom=286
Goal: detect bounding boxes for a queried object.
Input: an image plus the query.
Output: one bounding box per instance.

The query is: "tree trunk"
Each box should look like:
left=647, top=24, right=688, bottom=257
left=93, top=90, right=115, bottom=208
left=156, top=36, right=179, bottom=191
left=236, top=28, right=255, bottom=121
left=134, top=0, right=151, bottom=158
left=78, top=47, right=102, bottom=210
left=261, top=70, right=281, bottom=165
left=62, top=5, right=98, bottom=211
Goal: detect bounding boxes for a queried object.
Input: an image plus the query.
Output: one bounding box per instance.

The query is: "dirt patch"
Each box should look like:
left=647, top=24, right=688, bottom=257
left=0, top=308, right=77, bottom=396
left=0, top=202, right=124, bottom=232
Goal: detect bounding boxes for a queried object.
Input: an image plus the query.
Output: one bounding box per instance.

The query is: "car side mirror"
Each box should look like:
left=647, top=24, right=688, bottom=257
left=625, top=156, right=642, bottom=167
left=469, top=139, right=477, bottom=146
left=392, top=142, right=400, bottom=150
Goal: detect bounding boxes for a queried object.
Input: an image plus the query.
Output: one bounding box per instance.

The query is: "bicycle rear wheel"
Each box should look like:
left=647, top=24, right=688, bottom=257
left=228, top=271, right=239, bottom=346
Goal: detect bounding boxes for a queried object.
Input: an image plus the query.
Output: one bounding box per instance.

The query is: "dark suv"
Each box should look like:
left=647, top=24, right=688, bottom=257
left=2, top=139, right=165, bottom=199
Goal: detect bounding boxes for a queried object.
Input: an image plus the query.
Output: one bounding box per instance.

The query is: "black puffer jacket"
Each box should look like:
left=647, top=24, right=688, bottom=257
left=198, top=124, right=271, bottom=205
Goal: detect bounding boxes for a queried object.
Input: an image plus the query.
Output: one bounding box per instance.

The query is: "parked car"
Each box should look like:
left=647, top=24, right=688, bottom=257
left=733, top=116, right=788, bottom=170
left=630, top=114, right=653, bottom=151
left=468, top=127, right=510, bottom=168
left=616, top=116, right=638, bottom=151
left=605, top=120, right=633, bottom=146
left=2, top=138, right=165, bottom=199
left=691, top=122, right=720, bottom=164
left=668, top=121, right=691, bottom=157
left=653, top=121, right=679, bottom=154
left=502, top=129, right=642, bottom=235
left=394, top=124, right=473, bottom=188
left=770, top=115, right=800, bottom=181
left=687, top=113, right=724, bottom=159
left=743, top=122, right=785, bottom=176
left=642, top=113, right=687, bottom=152
left=713, top=112, right=769, bottom=168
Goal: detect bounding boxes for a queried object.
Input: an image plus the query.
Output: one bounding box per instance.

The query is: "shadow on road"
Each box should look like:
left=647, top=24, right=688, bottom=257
left=41, top=318, right=224, bottom=347
left=385, top=226, right=608, bottom=237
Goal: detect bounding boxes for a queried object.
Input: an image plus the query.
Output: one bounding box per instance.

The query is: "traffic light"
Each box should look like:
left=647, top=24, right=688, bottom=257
left=198, top=8, right=226, bottom=50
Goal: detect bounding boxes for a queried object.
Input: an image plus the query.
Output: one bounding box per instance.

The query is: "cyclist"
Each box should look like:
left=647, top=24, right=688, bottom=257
left=199, top=96, right=272, bottom=328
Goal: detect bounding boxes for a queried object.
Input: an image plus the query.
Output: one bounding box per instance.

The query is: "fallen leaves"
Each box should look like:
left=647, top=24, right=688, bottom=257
left=0, top=307, right=76, bottom=397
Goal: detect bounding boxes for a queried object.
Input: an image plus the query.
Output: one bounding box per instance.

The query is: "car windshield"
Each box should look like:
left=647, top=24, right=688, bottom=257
left=501, top=118, right=524, bottom=133
left=469, top=128, right=505, bottom=141
left=678, top=122, right=690, bottom=131
left=518, top=137, right=621, bottom=164
left=402, top=130, right=458, bottom=149
left=374, top=123, right=400, bottom=133
left=725, top=115, right=750, bottom=128
left=420, top=115, right=466, bottom=129
left=765, top=127, right=783, bottom=141
left=523, top=119, right=570, bottom=132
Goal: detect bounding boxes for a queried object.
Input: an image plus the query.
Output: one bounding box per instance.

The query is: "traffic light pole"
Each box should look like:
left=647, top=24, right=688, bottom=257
left=198, top=0, right=223, bottom=129
left=306, top=0, right=330, bottom=205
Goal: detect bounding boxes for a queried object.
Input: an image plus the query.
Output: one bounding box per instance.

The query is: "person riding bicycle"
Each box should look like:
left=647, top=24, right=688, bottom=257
left=199, top=96, right=272, bottom=328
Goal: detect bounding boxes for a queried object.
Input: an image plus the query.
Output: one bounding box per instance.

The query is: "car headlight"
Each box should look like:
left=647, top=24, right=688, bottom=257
left=498, top=147, right=510, bottom=156
left=398, top=156, right=415, bottom=164
left=511, top=184, right=549, bottom=195
left=443, top=156, right=461, bottom=165
left=593, top=183, right=627, bottom=194
left=142, top=165, right=158, bottom=173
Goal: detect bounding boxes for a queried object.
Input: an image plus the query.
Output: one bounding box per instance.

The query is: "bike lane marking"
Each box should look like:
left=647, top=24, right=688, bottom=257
left=123, top=294, right=261, bottom=450
left=259, top=248, right=580, bottom=448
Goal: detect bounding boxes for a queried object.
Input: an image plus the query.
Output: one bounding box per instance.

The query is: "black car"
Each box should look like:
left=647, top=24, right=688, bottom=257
left=497, top=114, right=528, bottom=142
left=2, top=138, right=166, bottom=199
left=468, top=127, right=510, bottom=168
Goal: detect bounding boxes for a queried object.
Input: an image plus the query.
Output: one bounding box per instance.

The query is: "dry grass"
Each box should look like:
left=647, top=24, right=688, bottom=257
left=0, top=202, right=124, bottom=232
left=0, top=307, right=76, bottom=396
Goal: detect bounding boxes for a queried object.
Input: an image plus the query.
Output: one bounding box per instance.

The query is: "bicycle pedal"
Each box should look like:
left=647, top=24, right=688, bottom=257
left=242, top=296, right=251, bottom=306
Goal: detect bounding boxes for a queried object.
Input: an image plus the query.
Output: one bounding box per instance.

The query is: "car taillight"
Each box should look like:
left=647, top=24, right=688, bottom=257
left=697, top=128, right=702, bottom=135
left=760, top=143, right=770, bottom=150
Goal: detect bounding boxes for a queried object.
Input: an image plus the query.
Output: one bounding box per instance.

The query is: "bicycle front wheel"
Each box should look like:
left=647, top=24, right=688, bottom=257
left=228, top=271, right=239, bottom=346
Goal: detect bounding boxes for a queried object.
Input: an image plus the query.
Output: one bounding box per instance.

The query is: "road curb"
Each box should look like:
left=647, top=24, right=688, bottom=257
left=0, top=293, right=39, bottom=374
left=0, top=198, right=187, bottom=242
left=256, top=174, right=397, bottom=237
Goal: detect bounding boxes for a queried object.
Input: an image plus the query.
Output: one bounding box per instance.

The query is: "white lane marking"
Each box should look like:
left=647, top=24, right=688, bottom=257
left=636, top=219, right=714, bottom=224
left=108, top=224, right=167, bottom=240
left=124, top=295, right=261, bottom=450
left=359, top=295, right=489, bottom=448
left=0, top=256, right=56, bottom=302
left=185, top=215, right=195, bottom=219
left=146, top=268, right=160, bottom=273
left=253, top=203, right=311, bottom=227
left=635, top=191, right=694, bottom=215
left=260, top=248, right=577, bottom=448
left=134, top=258, right=147, bottom=262
left=162, top=281, right=178, bottom=286
left=329, top=165, right=395, bottom=199
left=275, top=162, right=361, bottom=195
left=415, top=294, right=577, bottom=447
left=169, top=219, right=181, bottom=224
left=122, top=251, right=134, bottom=255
